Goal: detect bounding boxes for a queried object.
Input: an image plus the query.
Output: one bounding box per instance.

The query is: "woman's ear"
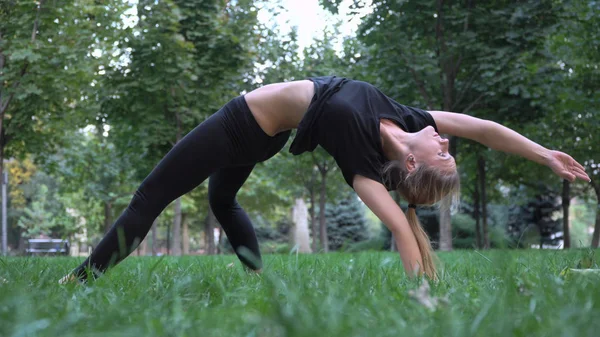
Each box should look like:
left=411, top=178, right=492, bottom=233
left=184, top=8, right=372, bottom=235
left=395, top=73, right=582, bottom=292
left=405, top=154, right=417, bottom=173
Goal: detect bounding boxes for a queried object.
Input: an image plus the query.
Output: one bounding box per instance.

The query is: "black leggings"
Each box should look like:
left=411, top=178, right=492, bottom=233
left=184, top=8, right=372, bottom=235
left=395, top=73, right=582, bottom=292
left=73, top=96, right=291, bottom=280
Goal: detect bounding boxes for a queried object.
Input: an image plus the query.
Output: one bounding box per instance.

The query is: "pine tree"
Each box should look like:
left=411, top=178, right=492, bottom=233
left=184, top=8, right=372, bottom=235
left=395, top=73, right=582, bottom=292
left=325, top=192, right=369, bottom=251
left=507, top=187, right=562, bottom=248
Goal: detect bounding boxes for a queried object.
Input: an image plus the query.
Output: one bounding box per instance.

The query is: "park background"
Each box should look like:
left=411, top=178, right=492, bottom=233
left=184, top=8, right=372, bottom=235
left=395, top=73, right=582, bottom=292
left=1, top=0, right=599, bottom=259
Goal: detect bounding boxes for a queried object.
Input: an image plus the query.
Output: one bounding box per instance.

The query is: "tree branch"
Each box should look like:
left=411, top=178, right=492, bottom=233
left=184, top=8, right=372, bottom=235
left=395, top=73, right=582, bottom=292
left=435, top=0, right=448, bottom=56
left=31, top=1, right=43, bottom=42
left=303, top=169, right=317, bottom=196
left=591, top=179, right=599, bottom=197
left=310, top=152, right=319, bottom=168
left=2, top=127, right=12, bottom=145
left=462, top=92, right=486, bottom=115
left=0, top=64, right=28, bottom=113
left=453, top=0, right=473, bottom=77
left=453, top=55, right=462, bottom=79
left=311, top=152, right=328, bottom=174
left=399, top=52, right=434, bottom=110
left=409, top=68, right=434, bottom=110
left=436, top=0, right=454, bottom=110
left=452, top=70, right=478, bottom=111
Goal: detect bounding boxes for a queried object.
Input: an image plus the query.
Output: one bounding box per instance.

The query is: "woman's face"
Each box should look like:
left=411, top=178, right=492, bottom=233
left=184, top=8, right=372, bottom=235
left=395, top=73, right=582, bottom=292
left=411, top=126, right=455, bottom=170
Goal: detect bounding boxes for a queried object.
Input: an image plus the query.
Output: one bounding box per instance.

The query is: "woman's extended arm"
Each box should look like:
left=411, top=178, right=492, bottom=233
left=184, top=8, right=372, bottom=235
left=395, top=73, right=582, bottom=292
left=429, top=110, right=591, bottom=183
left=353, top=175, right=423, bottom=277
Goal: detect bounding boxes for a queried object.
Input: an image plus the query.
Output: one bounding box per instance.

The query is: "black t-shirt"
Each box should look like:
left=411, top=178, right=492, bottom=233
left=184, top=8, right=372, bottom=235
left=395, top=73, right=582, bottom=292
left=289, top=76, right=438, bottom=190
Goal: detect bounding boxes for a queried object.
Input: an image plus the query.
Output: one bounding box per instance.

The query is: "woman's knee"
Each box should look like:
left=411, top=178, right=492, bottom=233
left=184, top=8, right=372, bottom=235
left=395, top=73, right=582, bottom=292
left=208, top=190, right=237, bottom=216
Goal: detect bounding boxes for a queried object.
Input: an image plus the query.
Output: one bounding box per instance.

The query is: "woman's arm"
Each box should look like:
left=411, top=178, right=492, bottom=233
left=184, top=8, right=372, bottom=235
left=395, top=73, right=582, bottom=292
left=353, top=175, right=422, bottom=277
left=429, top=110, right=591, bottom=182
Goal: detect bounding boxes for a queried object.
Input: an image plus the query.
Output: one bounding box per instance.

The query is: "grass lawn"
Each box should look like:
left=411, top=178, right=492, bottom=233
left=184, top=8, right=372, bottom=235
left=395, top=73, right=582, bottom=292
left=1, top=250, right=599, bottom=337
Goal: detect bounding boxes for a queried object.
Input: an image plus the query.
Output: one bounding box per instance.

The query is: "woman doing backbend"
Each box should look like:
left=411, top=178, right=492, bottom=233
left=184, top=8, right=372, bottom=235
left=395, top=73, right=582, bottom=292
left=60, top=76, right=590, bottom=282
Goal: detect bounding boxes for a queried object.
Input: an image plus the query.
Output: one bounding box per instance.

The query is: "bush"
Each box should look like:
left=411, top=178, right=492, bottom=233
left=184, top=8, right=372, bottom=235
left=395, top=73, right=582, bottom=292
left=452, top=212, right=510, bottom=249
left=345, top=237, right=387, bottom=252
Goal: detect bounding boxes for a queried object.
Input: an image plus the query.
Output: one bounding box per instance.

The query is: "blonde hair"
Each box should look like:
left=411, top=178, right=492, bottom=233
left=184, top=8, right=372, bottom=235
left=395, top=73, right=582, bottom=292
left=382, top=161, right=460, bottom=279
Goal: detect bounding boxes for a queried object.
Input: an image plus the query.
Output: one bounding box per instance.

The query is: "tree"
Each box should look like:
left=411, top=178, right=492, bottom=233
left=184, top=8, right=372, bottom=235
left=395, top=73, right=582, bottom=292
left=97, top=0, right=263, bottom=255
left=0, top=1, right=122, bottom=188
left=322, top=0, right=566, bottom=251
left=6, top=157, right=35, bottom=210
left=14, top=170, right=78, bottom=243
left=507, top=187, right=562, bottom=248
left=0, top=0, right=132, bottom=250
left=49, top=129, right=138, bottom=243
left=544, top=1, right=600, bottom=247
left=17, top=184, right=55, bottom=238
left=6, top=157, right=37, bottom=248
left=325, top=192, right=369, bottom=251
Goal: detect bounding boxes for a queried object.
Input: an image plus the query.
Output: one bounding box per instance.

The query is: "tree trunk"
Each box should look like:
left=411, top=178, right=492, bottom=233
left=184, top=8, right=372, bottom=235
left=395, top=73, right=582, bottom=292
left=17, top=229, right=26, bottom=254
left=217, top=227, right=223, bottom=254
left=137, top=236, right=147, bottom=256
left=205, top=206, right=216, bottom=255
left=151, top=219, right=158, bottom=256
left=432, top=0, right=477, bottom=252
left=0, top=144, right=3, bottom=227
left=434, top=0, right=454, bottom=252
left=0, top=143, right=4, bottom=254
left=562, top=179, right=570, bottom=249
left=478, top=156, right=490, bottom=249
left=103, top=202, right=113, bottom=233
left=438, top=198, right=453, bottom=251
left=437, top=137, right=454, bottom=251
left=309, top=173, right=318, bottom=252
left=591, top=203, right=600, bottom=248
left=390, top=234, right=397, bottom=252
left=182, top=215, right=189, bottom=255
left=473, top=172, right=482, bottom=249
left=591, top=182, right=600, bottom=248
left=171, top=110, right=183, bottom=256
left=292, top=198, right=312, bottom=253
left=166, top=221, right=171, bottom=255
left=318, top=169, right=329, bottom=252
left=172, top=198, right=182, bottom=256
left=390, top=191, right=401, bottom=252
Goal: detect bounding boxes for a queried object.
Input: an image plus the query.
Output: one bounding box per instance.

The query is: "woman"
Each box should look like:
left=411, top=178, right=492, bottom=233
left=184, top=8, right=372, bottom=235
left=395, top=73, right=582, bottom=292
left=60, top=76, right=590, bottom=282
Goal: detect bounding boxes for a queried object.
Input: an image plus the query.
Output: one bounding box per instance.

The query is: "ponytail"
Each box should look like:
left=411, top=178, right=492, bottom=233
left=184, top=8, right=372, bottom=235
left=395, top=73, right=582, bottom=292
left=382, top=160, right=460, bottom=281
left=405, top=207, right=438, bottom=280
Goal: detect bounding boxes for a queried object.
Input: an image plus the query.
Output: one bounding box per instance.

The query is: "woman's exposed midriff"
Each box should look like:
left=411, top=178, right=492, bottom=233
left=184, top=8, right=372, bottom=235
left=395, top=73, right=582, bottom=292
left=244, top=80, right=315, bottom=136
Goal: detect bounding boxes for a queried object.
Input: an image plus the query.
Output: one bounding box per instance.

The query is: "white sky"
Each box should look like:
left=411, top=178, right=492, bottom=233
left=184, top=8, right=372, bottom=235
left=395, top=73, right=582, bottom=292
left=119, top=0, right=370, bottom=55
left=259, top=0, right=372, bottom=53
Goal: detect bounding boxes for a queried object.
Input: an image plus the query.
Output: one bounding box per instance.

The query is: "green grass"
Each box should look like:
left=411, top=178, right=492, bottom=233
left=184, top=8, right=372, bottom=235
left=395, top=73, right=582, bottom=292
left=1, top=250, right=599, bottom=337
